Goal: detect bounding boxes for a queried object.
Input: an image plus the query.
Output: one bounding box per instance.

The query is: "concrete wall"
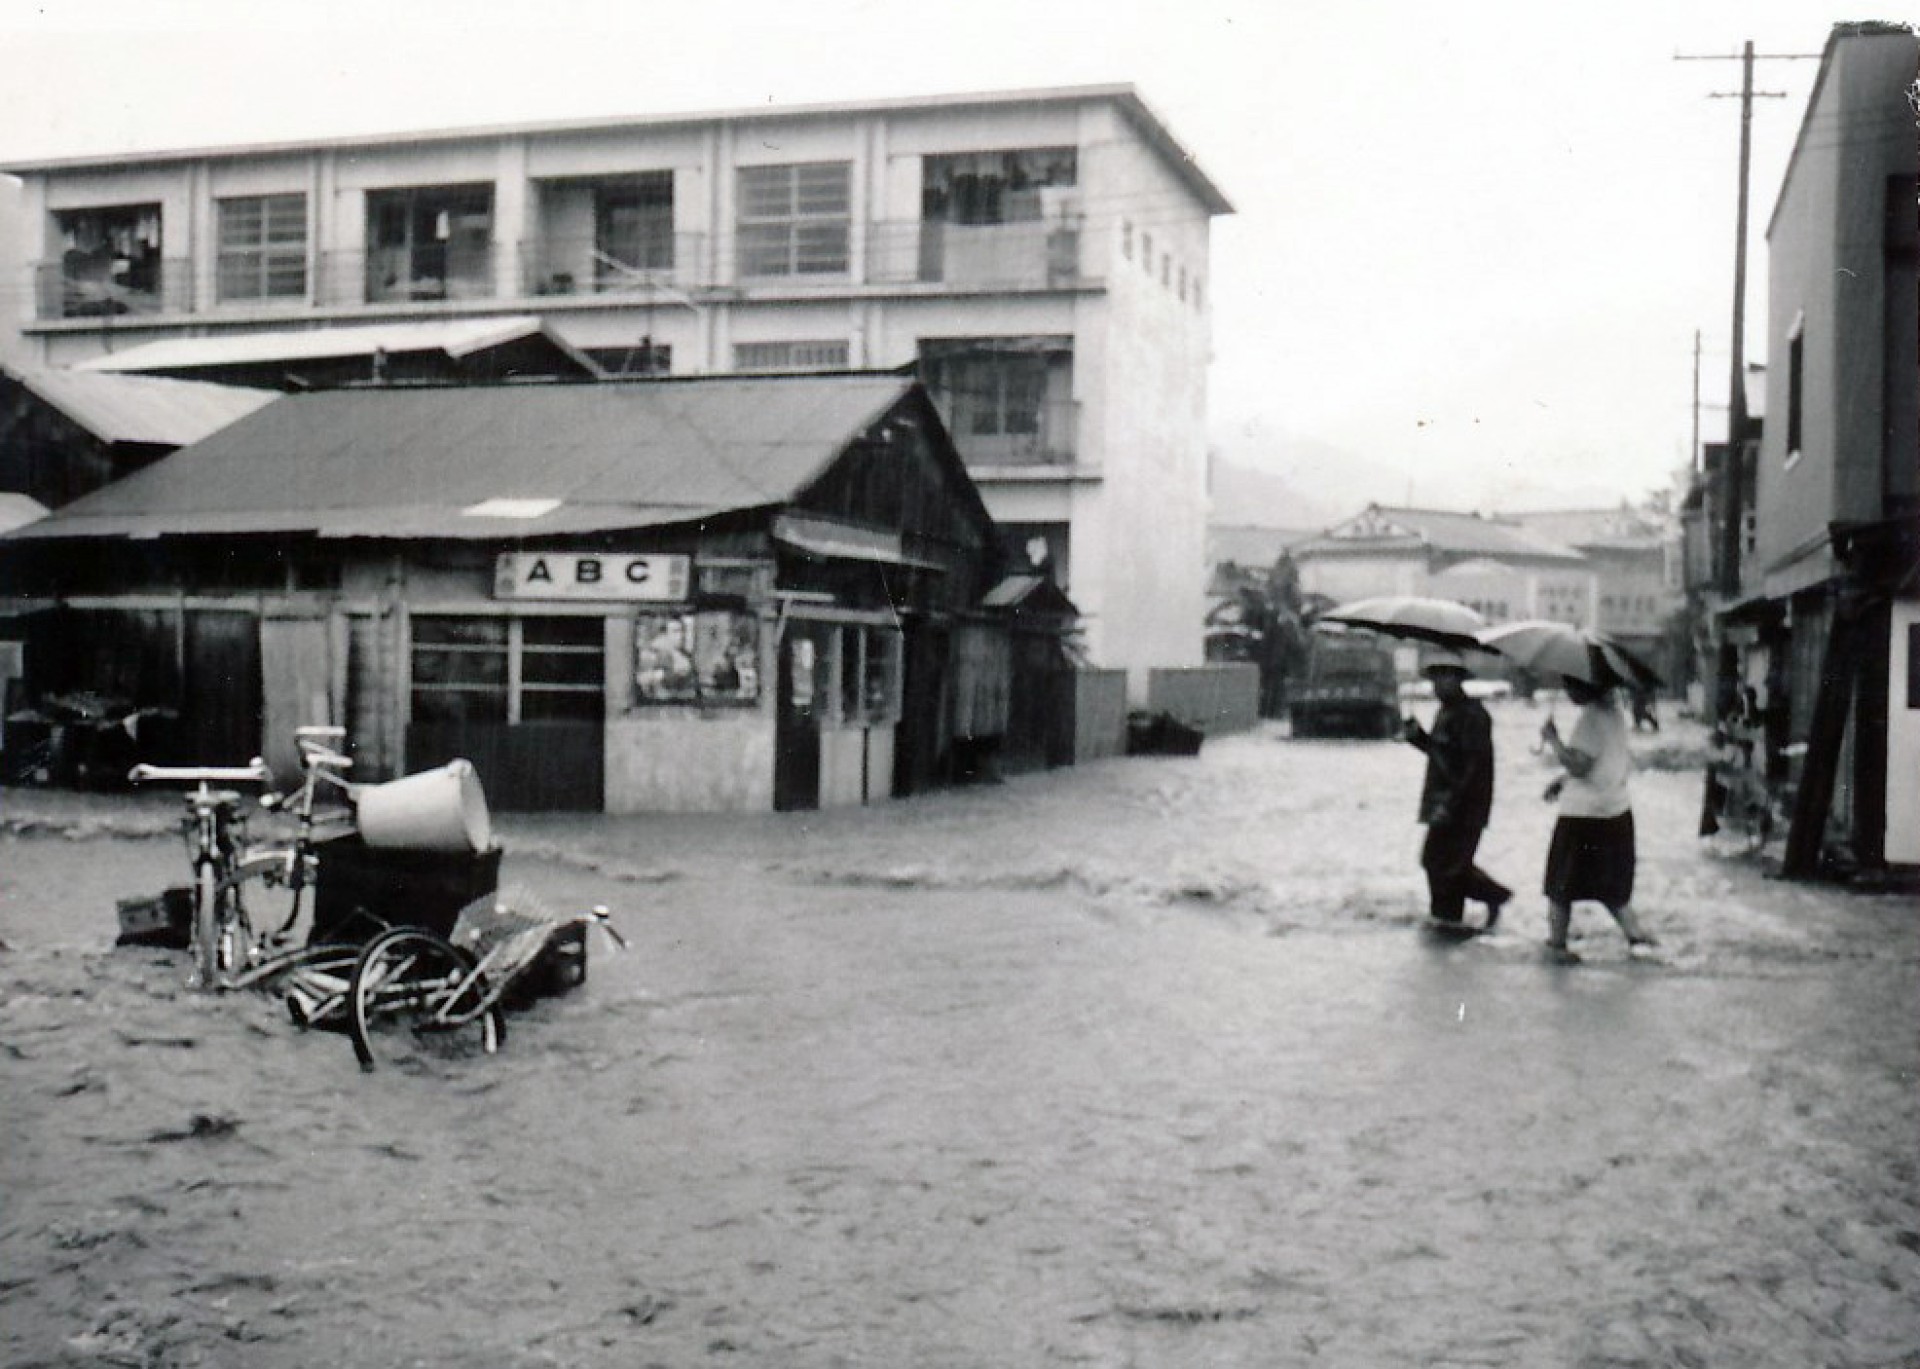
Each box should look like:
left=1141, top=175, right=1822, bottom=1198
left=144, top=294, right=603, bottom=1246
left=1074, top=669, right=1129, bottom=762
left=604, top=712, right=774, bottom=814
left=1089, top=103, right=1214, bottom=692
left=1146, top=664, right=1259, bottom=734
left=1886, top=599, right=1920, bottom=865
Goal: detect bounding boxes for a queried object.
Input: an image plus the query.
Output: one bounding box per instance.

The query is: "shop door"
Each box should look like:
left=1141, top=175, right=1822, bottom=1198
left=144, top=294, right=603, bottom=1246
left=406, top=720, right=602, bottom=812
left=774, top=623, right=825, bottom=811
left=182, top=610, right=263, bottom=765
left=893, top=621, right=948, bottom=797
left=403, top=614, right=604, bottom=812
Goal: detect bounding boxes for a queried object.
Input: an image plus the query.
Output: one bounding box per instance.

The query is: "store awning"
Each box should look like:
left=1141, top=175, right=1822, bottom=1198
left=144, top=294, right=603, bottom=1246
left=773, top=513, right=946, bottom=571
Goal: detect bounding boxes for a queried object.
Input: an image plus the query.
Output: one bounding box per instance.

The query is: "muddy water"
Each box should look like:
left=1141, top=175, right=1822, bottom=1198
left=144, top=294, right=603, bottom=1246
left=3, top=709, right=1917, bottom=1367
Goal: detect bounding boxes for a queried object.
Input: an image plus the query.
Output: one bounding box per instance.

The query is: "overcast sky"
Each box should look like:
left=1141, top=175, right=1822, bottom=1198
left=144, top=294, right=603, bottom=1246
left=0, top=0, right=1900, bottom=519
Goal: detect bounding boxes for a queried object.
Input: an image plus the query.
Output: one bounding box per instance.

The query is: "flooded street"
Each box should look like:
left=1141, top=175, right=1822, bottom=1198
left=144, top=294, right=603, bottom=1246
left=3, top=705, right=1917, bottom=1367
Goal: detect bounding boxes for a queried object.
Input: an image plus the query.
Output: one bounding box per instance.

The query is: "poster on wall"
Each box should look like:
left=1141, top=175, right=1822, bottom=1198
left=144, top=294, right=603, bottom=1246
left=635, top=610, right=759, bottom=705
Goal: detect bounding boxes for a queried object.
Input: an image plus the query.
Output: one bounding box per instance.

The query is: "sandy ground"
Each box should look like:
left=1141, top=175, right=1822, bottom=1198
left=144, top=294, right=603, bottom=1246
left=2, top=703, right=1917, bottom=1368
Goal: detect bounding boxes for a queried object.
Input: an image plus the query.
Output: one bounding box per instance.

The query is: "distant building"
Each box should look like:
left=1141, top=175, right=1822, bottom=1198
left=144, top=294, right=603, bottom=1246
left=1285, top=502, right=1683, bottom=680
left=0, top=84, right=1232, bottom=696
left=1289, top=503, right=1588, bottom=619
left=1505, top=504, right=1681, bottom=657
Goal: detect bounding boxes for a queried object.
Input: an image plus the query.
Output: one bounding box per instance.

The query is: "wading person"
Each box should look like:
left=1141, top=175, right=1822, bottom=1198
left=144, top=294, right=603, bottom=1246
left=1401, top=651, right=1511, bottom=930
left=1538, top=677, right=1659, bottom=963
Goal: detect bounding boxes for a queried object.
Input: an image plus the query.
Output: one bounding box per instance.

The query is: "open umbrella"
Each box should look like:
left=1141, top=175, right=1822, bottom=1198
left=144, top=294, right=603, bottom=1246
left=1473, top=620, right=1662, bottom=689
left=1318, top=596, right=1488, bottom=649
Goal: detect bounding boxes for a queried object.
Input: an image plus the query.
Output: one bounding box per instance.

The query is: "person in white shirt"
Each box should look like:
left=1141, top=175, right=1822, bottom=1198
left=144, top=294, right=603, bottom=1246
left=1537, top=677, right=1659, bottom=964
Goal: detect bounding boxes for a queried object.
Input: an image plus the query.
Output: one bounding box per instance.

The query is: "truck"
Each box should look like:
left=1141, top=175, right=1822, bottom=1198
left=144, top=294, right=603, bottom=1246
left=1289, top=631, right=1401, bottom=739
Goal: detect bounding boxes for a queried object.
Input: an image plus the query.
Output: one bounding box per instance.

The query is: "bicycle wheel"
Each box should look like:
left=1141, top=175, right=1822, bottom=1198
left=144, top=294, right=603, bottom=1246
left=348, top=928, right=504, bottom=1072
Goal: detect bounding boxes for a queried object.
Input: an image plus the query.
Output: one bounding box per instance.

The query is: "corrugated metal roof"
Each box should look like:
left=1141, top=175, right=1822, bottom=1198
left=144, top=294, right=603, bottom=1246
left=73, top=316, right=594, bottom=374
left=0, top=494, right=49, bottom=534
left=7, top=366, right=277, bottom=446
left=7, top=374, right=915, bottom=543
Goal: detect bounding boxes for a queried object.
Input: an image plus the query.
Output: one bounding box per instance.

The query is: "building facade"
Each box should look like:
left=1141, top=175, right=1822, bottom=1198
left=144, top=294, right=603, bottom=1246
left=0, top=375, right=1040, bottom=814
left=0, top=85, right=1231, bottom=696
left=1737, top=23, right=1919, bottom=874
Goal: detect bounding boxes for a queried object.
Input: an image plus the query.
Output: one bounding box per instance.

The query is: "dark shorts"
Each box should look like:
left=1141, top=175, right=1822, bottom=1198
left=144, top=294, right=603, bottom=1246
left=1544, top=811, right=1636, bottom=909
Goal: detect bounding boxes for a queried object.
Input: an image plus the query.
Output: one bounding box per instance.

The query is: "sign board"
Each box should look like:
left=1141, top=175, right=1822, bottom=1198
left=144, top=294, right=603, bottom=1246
left=494, top=553, right=691, bottom=602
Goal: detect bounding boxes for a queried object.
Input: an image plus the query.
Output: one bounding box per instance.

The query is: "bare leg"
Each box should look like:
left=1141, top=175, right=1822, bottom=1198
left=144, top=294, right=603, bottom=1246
left=1546, top=900, right=1580, bottom=962
left=1607, top=903, right=1657, bottom=947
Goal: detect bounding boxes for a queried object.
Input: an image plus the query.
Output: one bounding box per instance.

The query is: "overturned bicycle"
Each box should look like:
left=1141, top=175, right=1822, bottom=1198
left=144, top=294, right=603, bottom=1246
left=121, top=728, right=624, bottom=1073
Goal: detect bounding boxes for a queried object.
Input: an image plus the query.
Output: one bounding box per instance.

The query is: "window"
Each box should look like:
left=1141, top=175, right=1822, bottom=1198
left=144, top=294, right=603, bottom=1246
left=410, top=615, right=603, bottom=723
left=1194, top=276, right=1204, bottom=311
left=596, top=172, right=674, bottom=280
left=737, top=163, right=850, bottom=277
left=54, top=204, right=163, bottom=316
left=366, top=184, right=493, bottom=302
left=919, top=338, right=1074, bottom=464
left=943, top=353, right=1046, bottom=437
left=1122, top=220, right=1133, bottom=260
left=734, top=340, right=850, bottom=371
left=1786, top=316, right=1805, bottom=462
left=217, top=194, right=306, bottom=302
left=920, top=148, right=1076, bottom=225
left=634, top=609, right=760, bottom=705
left=1140, top=232, right=1153, bottom=274
left=785, top=621, right=899, bottom=725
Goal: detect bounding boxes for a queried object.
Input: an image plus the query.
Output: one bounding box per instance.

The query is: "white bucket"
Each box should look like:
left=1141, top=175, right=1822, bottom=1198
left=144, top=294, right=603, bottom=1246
left=356, top=759, right=492, bottom=853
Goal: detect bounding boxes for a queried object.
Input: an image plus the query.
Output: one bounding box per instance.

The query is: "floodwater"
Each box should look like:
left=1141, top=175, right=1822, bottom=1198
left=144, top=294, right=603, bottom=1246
left=3, top=705, right=1917, bottom=1367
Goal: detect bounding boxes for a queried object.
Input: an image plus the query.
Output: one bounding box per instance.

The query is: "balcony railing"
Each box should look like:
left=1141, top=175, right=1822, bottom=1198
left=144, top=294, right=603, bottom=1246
left=518, top=233, right=712, bottom=299
left=25, top=216, right=1094, bottom=322
left=33, top=258, right=193, bottom=319
left=866, top=218, right=1087, bottom=290
left=929, top=395, right=1080, bottom=467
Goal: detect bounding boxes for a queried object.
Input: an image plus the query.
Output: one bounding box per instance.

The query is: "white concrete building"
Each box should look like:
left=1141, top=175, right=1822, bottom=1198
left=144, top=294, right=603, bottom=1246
left=1, top=85, right=1232, bottom=694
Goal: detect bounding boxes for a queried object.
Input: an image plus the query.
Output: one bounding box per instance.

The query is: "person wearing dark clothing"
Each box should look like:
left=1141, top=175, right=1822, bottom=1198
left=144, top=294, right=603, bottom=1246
left=1401, top=651, right=1512, bottom=928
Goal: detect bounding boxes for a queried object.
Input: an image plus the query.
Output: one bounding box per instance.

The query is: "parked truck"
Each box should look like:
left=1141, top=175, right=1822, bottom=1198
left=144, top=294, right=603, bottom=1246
left=1289, top=631, right=1401, bottom=739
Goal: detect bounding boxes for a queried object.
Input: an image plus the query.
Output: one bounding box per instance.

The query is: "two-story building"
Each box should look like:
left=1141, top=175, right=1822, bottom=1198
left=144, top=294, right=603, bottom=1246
left=0, top=84, right=1232, bottom=699
left=1739, top=22, right=1919, bottom=877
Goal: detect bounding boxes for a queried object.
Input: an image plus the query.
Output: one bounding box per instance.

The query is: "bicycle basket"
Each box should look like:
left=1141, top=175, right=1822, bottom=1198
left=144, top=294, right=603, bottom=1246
left=449, top=887, right=562, bottom=984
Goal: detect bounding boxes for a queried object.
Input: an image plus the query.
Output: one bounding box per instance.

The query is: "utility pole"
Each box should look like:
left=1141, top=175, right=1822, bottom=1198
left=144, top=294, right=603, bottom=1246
left=1691, top=328, right=1701, bottom=475
left=1674, top=42, right=1816, bottom=708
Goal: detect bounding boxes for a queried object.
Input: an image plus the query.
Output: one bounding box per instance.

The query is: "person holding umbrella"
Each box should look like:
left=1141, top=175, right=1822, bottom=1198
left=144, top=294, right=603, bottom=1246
left=1538, top=676, right=1659, bottom=963
left=1400, top=649, right=1511, bottom=930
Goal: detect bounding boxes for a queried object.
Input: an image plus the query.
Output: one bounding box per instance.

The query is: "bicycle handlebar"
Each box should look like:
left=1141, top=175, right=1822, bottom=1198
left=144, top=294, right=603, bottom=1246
left=130, top=759, right=276, bottom=787
left=297, top=740, right=353, bottom=771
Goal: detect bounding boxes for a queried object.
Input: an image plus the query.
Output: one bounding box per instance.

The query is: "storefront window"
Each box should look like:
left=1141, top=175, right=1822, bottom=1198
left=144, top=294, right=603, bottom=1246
left=410, top=617, right=508, bottom=722
left=635, top=609, right=760, bottom=705
left=792, top=620, right=900, bottom=726
left=411, top=615, right=604, bottom=723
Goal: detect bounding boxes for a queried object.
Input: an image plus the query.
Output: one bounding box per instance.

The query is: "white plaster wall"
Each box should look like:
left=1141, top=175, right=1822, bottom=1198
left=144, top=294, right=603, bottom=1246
left=1086, top=104, right=1215, bottom=692
left=1886, top=599, right=1920, bottom=865
left=604, top=713, right=775, bottom=813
